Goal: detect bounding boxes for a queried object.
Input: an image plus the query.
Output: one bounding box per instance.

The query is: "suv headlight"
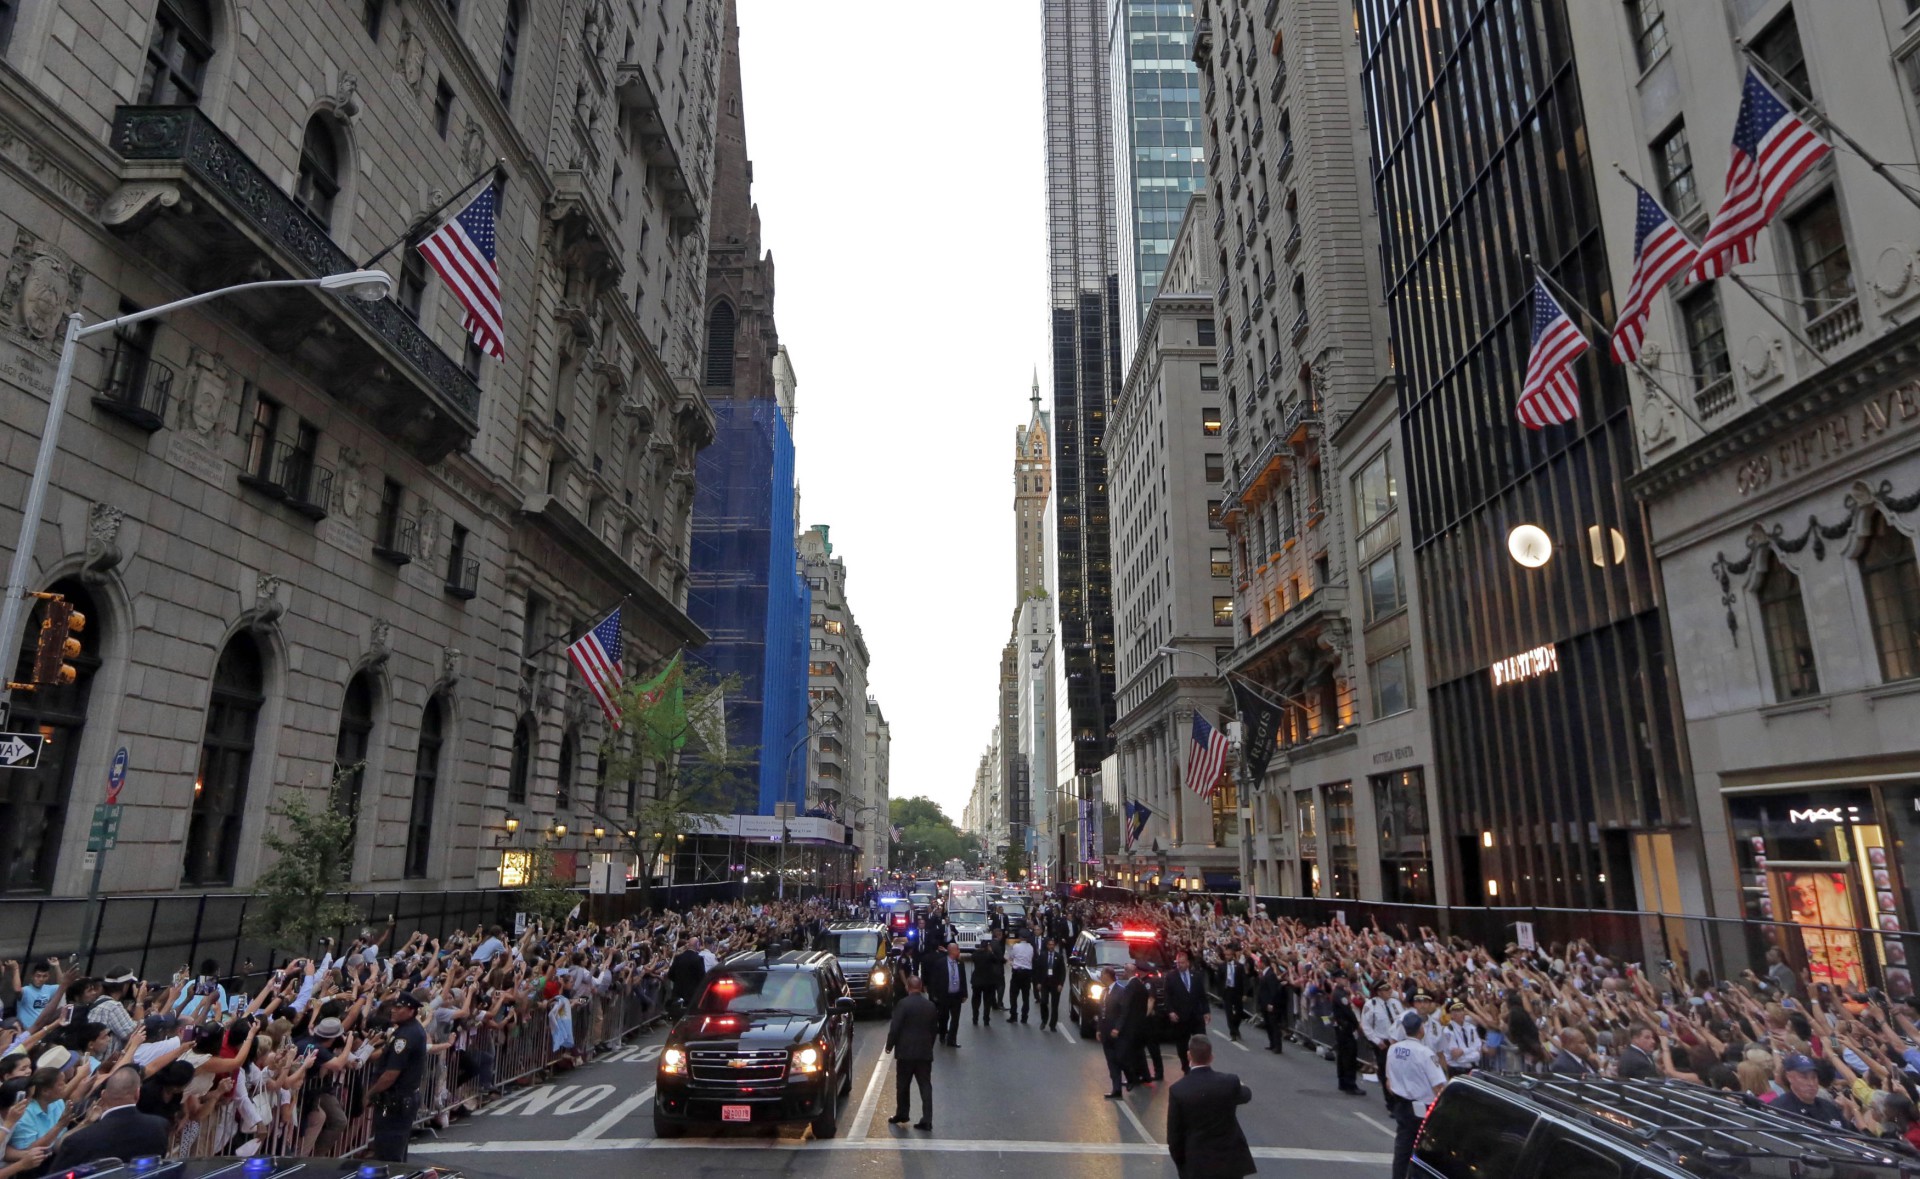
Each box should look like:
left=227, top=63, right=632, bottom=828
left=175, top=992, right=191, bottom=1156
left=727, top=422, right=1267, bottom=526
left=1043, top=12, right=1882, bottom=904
left=871, top=968, right=888, bottom=987
left=661, top=1046, right=687, bottom=1075
left=1087, top=983, right=1105, bottom=1001
left=791, top=1044, right=824, bottom=1074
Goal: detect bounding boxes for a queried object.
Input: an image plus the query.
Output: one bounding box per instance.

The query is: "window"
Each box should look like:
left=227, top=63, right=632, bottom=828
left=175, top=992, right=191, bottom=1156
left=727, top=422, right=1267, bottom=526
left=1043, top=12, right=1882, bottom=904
left=1862, top=514, right=1920, bottom=683
left=1205, top=452, right=1225, bottom=482
left=1652, top=122, right=1699, bottom=224
left=1353, top=452, right=1395, bottom=532
left=284, top=420, right=320, bottom=505
left=1372, top=770, right=1432, bottom=905
left=498, top=0, right=523, bottom=103
left=445, top=522, right=472, bottom=592
left=1200, top=363, right=1219, bottom=392
left=463, top=336, right=484, bottom=379
left=362, top=0, right=385, bottom=40
left=1213, top=596, right=1234, bottom=627
left=1207, top=500, right=1224, bottom=529
left=294, top=116, right=342, bottom=230
left=1624, top=0, right=1668, bottom=71
left=556, top=727, right=577, bottom=810
left=1412, top=1074, right=1534, bottom=1179
left=0, top=0, right=18, bottom=54
left=507, top=715, right=534, bottom=805
left=1324, top=783, right=1357, bottom=898
left=434, top=77, right=454, bottom=139
left=1210, top=547, right=1232, bottom=578
left=704, top=302, right=736, bottom=386
left=1758, top=559, right=1819, bottom=700
left=1535, top=1138, right=1620, bottom=1179
left=102, top=301, right=162, bottom=419
left=2, top=581, right=103, bottom=892
left=1680, top=287, right=1730, bottom=388
left=1197, top=317, right=1216, bottom=346
left=1364, top=550, right=1405, bottom=621
left=1369, top=648, right=1412, bottom=718
left=443, top=0, right=460, bottom=20
left=405, top=697, right=443, bottom=879
left=1752, top=12, right=1811, bottom=109
left=375, top=478, right=407, bottom=553
left=244, top=393, right=281, bottom=482
left=398, top=250, right=428, bottom=320
left=184, top=633, right=264, bottom=886
left=140, top=0, right=213, bottom=105
left=1789, top=193, right=1852, bottom=319
left=333, top=673, right=375, bottom=855
left=1202, top=406, right=1221, bottom=436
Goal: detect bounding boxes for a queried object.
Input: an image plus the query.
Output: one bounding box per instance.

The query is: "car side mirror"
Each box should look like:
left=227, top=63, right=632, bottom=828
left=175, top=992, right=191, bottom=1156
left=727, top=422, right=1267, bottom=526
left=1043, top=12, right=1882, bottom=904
left=1070, top=954, right=1084, bottom=967
left=834, top=996, right=856, bottom=1013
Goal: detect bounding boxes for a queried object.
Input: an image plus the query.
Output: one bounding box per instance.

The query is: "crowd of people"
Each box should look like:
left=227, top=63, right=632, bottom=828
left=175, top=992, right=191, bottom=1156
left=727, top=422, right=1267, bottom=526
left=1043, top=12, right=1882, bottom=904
left=0, top=896, right=841, bottom=1172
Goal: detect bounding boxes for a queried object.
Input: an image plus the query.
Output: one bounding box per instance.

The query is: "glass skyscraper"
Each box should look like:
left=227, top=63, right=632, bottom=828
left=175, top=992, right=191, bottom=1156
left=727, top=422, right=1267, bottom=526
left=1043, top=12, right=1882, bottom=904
left=1108, top=0, right=1206, bottom=366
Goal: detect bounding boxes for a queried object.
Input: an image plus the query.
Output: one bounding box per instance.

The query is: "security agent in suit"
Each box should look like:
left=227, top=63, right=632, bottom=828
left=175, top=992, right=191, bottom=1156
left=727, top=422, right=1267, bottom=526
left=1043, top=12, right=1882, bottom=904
left=1097, top=967, right=1132, bottom=1098
left=1255, top=960, right=1293, bottom=1053
left=43, top=1066, right=169, bottom=1171
left=1218, top=945, right=1250, bottom=1042
left=885, top=975, right=941, bottom=1132
left=1165, top=1035, right=1256, bottom=1179
left=1165, top=950, right=1213, bottom=1073
left=366, top=990, right=431, bottom=1161
left=1035, top=937, right=1069, bottom=1030
left=668, top=938, right=708, bottom=1009
left=927, top=943, right=969, bottom=1047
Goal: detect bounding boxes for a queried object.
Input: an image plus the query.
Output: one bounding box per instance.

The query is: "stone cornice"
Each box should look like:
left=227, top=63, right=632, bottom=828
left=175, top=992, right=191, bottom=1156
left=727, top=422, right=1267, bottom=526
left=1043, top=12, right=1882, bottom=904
left=0, top=61, right=120, bottom=216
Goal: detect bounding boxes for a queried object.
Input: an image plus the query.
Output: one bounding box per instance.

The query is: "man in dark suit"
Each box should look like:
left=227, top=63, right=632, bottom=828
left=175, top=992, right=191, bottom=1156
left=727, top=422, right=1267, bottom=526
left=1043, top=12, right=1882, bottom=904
left=1218, top=945, right=1249, bottom=1042
left=1255, top=959, right=1293, bottom=1054
left=1166, top=1036, right=1256, bottom=1179
left=885, top=976, right=941, bottom=1131
left=1035, top=937, right=1069, bottom=1030
left=1165, top=950, right=1213, bottom=1073
left=667, top=937, right=708, bottom=1009
left=927, top=943, right=968, bottom=1047
left=1097, top=967, right=1132, bottom=1098
left=45, top=1066, right=170, bottom=1170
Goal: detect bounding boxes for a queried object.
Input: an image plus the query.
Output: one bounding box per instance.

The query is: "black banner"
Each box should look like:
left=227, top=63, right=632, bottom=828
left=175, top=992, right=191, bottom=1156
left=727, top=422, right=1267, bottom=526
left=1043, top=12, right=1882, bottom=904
left=1231, top=678, right=1284, bottom=786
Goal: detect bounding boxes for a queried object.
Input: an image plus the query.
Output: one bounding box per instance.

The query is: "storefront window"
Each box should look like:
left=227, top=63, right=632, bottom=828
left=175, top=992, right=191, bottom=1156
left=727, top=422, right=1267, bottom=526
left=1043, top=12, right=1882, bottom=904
left=1325, top=782, right=1358, bottom=900
left=1373, top=769, right=1433, bottom=905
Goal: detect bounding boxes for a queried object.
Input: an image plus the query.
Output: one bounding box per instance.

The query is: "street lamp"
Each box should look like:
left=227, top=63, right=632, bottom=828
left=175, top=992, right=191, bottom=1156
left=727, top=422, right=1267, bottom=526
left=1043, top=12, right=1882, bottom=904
left=0, top=270, right=395, bottom=723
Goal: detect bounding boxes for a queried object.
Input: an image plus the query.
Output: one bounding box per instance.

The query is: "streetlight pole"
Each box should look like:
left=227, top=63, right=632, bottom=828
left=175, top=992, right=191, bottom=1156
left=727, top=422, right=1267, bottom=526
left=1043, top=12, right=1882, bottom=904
left=0, top=271, right=395, bottom=725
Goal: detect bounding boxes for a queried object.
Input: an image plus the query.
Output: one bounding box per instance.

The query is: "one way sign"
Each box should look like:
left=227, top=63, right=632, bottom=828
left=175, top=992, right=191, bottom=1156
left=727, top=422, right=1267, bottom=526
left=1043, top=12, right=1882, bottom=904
left=0, top=732, right=44, bottom=770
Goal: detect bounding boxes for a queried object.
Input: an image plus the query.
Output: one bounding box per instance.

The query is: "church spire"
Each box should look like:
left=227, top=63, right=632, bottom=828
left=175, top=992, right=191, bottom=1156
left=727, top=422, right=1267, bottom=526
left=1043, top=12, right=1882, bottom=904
left=1031, top=368, right=1040, bottom=410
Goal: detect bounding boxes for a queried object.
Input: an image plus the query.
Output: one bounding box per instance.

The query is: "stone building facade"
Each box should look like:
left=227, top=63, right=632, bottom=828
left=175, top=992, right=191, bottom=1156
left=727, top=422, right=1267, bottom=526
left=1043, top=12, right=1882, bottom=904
left=798, top=523, right=876, bottom=862
left=0, top=0, right=723, bottom=897
left=860, top=694, right=889, bottom=872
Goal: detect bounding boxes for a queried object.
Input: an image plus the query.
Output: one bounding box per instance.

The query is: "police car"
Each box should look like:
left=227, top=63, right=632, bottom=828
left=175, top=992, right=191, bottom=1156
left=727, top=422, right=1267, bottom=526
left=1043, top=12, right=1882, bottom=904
left=1064, top=926, right=1172, bottom=1041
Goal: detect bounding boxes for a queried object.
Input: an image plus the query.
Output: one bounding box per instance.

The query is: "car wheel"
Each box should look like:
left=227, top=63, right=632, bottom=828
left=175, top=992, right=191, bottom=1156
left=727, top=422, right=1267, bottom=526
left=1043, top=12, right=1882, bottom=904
left=812, top=1090, right=841, bottom=1138
left=652, top=1112, right=686, bottom=1139
left=840, top=1062, right=854, bottom=1096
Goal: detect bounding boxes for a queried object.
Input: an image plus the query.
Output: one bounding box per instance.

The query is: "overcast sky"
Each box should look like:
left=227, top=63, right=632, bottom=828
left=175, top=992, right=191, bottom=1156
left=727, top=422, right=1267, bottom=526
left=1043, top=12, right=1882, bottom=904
left=736, top=2, right=1051, bottom=824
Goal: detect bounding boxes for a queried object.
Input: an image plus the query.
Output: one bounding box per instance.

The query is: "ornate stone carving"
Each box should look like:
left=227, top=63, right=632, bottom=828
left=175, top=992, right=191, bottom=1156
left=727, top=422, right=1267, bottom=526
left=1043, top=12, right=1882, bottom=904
left=564, top=683, right=591, bottom=728
left=398, top=20, right=428, bottom=94
left=0, top=228, right=85, bottom=352
left=336, top=447, right=365, bottom=521
left=368, top=619, right=392, bottom=669
left=458, top=118, right=488, bottom=176
left=0, top=115, right=101, bottom=214
left=1739, top=334, right=1781, bottom=381
left=179, top=349, right=233, bottom=440
left=327, top=72, right=362, bottom=122
left=254, top=574, right=287, bottom=625
left=98, top=182, right=185, bottom=233
left=1872, top=245, right=1916, bottom=303
left=416, top=506, right=441, bottom=562
left=441, top=646, right=464, bottom=687
left=81, top=503, right=124, bottom=585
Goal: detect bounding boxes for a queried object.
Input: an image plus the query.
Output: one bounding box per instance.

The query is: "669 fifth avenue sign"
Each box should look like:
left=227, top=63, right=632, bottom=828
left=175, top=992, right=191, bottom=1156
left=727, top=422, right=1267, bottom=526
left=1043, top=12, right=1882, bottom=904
left=0, top=731, right=45, bottom=769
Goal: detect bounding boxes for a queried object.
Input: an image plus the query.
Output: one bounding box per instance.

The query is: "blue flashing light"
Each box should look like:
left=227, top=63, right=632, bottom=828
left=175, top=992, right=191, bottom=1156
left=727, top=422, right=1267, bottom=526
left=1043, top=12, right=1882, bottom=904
left=877, top=895, right=900, bottom=903
left=129, top=1162, right=161, bottom=1173
left=360, top=1166, right=385, bottom=1179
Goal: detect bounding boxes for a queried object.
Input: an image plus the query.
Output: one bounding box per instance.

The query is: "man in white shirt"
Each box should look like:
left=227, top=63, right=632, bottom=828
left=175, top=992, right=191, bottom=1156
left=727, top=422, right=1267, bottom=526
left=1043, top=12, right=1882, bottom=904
left=1385, top=1013, right=1448, bottom=1179
left=1005, top=935, right=1036, bottom=1024
left=1360, top=987, right=1407, bottom=1099
left=472, top=927, right=507, bottom=964
left=1439, top=1000, right=1482, bottom=1074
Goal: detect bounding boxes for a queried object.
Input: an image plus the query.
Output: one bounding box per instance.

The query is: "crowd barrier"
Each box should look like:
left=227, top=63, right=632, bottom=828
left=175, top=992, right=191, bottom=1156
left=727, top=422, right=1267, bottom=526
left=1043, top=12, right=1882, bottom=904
left=159, top=978, right=671, bottom=1160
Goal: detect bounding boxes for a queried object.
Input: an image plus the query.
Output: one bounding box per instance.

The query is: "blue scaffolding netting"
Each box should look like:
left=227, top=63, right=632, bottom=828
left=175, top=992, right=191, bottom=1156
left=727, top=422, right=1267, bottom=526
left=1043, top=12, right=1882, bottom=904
left=688, top=400, right=810, bottom=816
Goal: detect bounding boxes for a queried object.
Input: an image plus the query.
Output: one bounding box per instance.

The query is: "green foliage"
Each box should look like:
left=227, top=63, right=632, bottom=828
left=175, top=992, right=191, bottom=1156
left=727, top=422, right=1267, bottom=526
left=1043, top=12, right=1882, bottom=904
left=246, top=768, right=363, bottom=952
left=516, top=846, right=583, bottom=927
left=1001, top=843, right=1028, bottom=880
left=889, top=795, right=975, bottom=871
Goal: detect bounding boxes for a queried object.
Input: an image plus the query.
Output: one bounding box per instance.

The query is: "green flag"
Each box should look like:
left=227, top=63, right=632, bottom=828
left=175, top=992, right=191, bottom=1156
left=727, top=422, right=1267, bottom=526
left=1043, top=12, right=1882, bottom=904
left=632, top=653, right=686, bottom=750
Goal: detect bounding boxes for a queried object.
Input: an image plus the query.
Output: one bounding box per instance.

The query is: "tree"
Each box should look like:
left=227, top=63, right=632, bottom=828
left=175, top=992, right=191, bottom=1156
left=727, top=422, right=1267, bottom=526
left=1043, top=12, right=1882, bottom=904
left=246, top=766, right=363, bottom=952
left=589, top=657, right=752, bottom=910
left=889, top=796, right=975, bottom=872
left=515, top=846, right=583, bottom=927
left=1002, top=843, right=1028, bottom=880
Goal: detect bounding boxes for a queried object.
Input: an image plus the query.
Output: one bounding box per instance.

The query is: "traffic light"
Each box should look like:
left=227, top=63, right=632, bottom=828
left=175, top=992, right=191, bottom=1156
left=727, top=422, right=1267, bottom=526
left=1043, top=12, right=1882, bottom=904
left=32, top=596, right=83, bottom=687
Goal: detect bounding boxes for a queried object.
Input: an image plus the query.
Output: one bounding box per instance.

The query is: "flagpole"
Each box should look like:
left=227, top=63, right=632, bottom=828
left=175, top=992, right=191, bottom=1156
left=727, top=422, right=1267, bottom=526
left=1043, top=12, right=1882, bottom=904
left=1735, top=43, right=1920, bottom=213
left=359, top=159, right=510, bottom=270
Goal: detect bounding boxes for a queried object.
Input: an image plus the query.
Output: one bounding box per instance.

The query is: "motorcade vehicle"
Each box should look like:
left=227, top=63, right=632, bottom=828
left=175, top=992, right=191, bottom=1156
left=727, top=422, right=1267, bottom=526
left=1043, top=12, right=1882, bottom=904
left=1065, top=925, right=1174, bottom=1041
left=947, top=879, right=988, bottom=912
left=814, top=920, right=897, bottom=1013
left=948, top=908, right=994, bottom=957
left=909, top=888, right=935, bottom=915
left=44, top=1162, right=459, bottom=1179
left=1412, top=1073, right=1918, bottom=1178
left=653, top=950, right=858, bottom=1138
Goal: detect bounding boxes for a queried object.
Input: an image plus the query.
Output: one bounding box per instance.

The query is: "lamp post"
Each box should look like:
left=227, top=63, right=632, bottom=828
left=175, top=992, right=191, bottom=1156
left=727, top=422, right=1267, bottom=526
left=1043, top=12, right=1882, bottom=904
left=0, top=270, right=395, bottom=725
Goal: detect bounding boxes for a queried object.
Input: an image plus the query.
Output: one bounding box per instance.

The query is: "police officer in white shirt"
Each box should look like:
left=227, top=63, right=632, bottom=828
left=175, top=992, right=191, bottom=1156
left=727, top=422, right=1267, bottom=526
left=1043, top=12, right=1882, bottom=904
left=1360, top=986, right=1406, bottom=1101
left=1386, top=1012, right=1448, bottom=1179
left=1438, top=999, right=1482, bottom=1074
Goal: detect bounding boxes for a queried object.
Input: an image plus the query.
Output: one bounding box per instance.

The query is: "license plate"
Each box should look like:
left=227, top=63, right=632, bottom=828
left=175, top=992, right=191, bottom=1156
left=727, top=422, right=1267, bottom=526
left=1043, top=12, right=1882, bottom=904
left=721, top=1105, right=752, bottom=1123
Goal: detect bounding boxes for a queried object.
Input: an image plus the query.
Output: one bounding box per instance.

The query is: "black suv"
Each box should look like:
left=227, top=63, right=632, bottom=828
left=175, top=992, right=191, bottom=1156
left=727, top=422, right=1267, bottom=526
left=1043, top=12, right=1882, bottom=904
left=1065, top=926, right=1174, bottom=1041
left=814, top=921, right=898, bottom=1013
left=1415, top=1073, right=1918, bottom=1179
left=653, top=950, right=858, bottom=1138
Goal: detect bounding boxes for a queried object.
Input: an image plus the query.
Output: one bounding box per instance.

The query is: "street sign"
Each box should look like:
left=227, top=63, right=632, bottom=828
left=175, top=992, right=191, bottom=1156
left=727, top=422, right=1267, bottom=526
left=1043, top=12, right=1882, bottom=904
left=106, top=746, right=127, bottom=804
left=86, top=803, right=123, bottom=852
left=0, top=732, right=45, bottom=770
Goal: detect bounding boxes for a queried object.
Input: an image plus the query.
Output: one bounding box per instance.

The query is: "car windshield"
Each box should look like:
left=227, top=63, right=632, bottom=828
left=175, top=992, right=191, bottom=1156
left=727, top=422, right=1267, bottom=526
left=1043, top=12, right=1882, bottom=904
left=1092, top=938, right=1169, bottom=968
left=696, top=971, right=822, bottom=1014
left=819, top=932, right=881, bottom=957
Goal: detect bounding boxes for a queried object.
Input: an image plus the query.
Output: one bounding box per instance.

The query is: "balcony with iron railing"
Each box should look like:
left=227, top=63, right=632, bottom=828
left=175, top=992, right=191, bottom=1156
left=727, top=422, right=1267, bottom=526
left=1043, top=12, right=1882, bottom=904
left=1251, top=116, right=1265, bottom=146
left=1251, top=292, right=1264, bottom=316
left=1214, top=206, right=1227, bottom=237
left=1284, top=222, right=1302, bottom=260
left=1257, top=192, right=1270, bottom=221
left=93, top=344, right=174, bottom=432
left=1290, top=307, right=1310, bottom=345
left=1235, top=242, right=1249, bottom=268
left=445, top=556, right=480, bottom=601
left=1284, top=394, right=1321, bottom=442
left=1275, top=140, right=1295, bottom=180
left=1192, top=17, right=1213, bottom=65
left=1262, top=270, right=1277, bottom=299
left=1256, top=373, right=1271, bottom=397
left=237, top=437, right=334, bottom=521
left=1216, top=273, right=1230, bottom=304
left=1223, top=342, right=1236, bottom=365
left=1239, top=318, right=1252, bottom=342
left=1269, top=64, right=1287, bottom=103
left=1234, top=76, right=1247, bottom=104
left=1268, top=354, right=1284, bottom=380
left=1807, top=296, right=1862, bottom=353
left=373, top=513, right=419, bottom=566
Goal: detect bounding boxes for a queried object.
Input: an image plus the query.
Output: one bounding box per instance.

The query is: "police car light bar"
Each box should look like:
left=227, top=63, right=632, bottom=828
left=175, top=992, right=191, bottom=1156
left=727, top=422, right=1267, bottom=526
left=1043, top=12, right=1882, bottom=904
left=1120, top=928, right=1159, bottom=940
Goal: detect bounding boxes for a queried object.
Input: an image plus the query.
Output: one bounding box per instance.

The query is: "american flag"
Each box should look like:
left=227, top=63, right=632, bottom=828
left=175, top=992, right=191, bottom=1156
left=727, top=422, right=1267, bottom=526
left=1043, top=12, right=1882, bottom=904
left=1516, top=280, right=1589, bottom=430
left=889, top=824, right=903, bottom=843
left=1610, top=184, right=1700, bottom=364
left=417, top=185, right=505, bottom=360
left=1183, top=714, right=1231, bottom=798
left=566, top=607, right=624, bottom=727
left=1689, top=69, right=1830, bottom=283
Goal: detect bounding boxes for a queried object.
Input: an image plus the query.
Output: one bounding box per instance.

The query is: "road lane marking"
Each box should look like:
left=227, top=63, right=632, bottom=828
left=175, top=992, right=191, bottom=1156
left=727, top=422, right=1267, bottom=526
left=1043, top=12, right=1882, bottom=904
left=1352, top=1111, right=1393, bottom=1137
left=846, top=1049, right=893, bottom=1142
left=1228, top=1038, right=1251, bottom=1052
left=1117, top=1096, right=1156, bottom=1144
left=416, top=1137, right=1391, bottom=1163
left=573, top=1085, right=655, bottom=1140
left=1057, top=1023, right=1078, bottom=1046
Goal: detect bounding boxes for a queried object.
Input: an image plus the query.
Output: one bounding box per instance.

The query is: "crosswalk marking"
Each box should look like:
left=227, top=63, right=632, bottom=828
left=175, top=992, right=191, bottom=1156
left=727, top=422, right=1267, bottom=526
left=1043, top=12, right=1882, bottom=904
left=416, top=1136, right=1392, bottom=1163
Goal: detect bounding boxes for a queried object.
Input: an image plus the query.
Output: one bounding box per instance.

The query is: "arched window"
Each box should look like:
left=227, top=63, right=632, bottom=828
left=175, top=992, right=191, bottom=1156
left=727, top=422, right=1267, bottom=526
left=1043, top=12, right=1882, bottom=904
left=497, top=0, right=523, bottom=103
left=703, top=302, right=736, bottom=387
left=406, top=695, right=445, bottom=879
left=333, top=672, right=375, bottom=850
left=1862, top=514, right=1920, bottom=684
left=3, top=580, right=104, bottom=892
left=508, top=714, right=534, bottom=805
left=140, top=0, right=214, bottom=105
left=556, top=727, right=577, bottom=810
left=294, top=115, right=343, bottom=230
left=1758, top=558, right=1819, bottom=700
left=185, top=632, right=264, bottom=886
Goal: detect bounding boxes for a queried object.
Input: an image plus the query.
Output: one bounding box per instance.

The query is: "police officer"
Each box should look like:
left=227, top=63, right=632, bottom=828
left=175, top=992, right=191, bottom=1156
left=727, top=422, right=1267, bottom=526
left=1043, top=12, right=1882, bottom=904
left=366, top=989, right=431, bottom=1161
left=1385, top=1012, right=1448, bottom=1179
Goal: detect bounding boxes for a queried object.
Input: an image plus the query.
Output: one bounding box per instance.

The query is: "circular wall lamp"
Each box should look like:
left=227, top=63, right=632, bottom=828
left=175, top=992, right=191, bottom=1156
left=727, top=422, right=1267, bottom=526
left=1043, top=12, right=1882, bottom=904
left=1507, top=524, right=1553, bottom=568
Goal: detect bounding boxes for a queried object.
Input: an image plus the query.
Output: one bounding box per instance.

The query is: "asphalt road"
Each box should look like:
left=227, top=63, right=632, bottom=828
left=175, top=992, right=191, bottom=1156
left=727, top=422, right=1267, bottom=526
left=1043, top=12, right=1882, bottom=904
left=412, top=1003, right=1395, bottom=1177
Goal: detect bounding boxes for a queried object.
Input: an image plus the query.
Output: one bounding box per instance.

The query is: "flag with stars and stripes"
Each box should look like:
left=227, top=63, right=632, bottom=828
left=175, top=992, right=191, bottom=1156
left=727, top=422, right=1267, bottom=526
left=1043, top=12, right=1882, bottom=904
left=565, top=607, right=624, bottom=727
left=417, top=185, right=505, bottom=360
left=1689, top=69, right=1830, bottom=283
left=889, top=824, right=903, bottom=843
left=1611, top=184, right=1700, bottom=363
left=1516, top=280, right=1589, bottom=429
left=1183, top=713, right=1231, bottom=798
